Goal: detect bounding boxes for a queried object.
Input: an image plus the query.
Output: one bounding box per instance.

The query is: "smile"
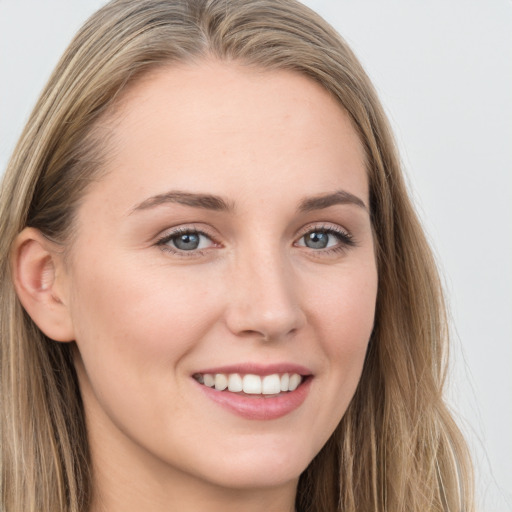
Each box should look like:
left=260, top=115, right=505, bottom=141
left=193, top=372, right=303, bottom=395
left=193, top=364, right=313, bottom=420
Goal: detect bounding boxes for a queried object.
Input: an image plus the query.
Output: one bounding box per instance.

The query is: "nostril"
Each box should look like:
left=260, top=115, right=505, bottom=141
left=224, top=267, right=306, bottom=339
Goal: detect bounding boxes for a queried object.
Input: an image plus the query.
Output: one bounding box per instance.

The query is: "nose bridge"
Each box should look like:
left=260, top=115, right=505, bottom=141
left=226, top=242, right=304, bottom=340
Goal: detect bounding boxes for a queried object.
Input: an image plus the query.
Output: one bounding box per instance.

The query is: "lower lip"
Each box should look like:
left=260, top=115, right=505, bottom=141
left=196, top=377, right=312, bottom=420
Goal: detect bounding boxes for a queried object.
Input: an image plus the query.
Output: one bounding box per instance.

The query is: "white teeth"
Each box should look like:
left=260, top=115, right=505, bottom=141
left=288, top=373, right=301, bottom=391
left=203, top=374, right=215, bottom=387
left=196, top=372, right=304, bottom=394
left=228, top=373, right=243, bottom=392
left=280, top=373, right=289, bottom=392
left=214, top=373, right=228, bottom=391
left=243, top=374, right=262, bottom=394
left=262, top=374, right=281, bottom=394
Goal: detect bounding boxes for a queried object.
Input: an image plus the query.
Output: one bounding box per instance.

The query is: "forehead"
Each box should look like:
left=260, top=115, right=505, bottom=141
left=85, top=60, right=368, bottom=215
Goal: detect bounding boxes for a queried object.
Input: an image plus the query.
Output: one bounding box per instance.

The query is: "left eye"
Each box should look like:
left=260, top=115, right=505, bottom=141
left=296, top=230, right=344, bottom=249
left=160, top=231, right=213, bottom=251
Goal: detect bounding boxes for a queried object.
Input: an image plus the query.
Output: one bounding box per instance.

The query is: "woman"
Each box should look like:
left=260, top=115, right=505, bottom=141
left=0, top=0, right=474, bottom=511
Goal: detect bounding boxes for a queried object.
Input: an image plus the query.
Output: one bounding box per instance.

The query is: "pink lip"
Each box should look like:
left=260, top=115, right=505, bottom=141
left=192, top=363, right=313, bottom=420
left=196, top=378, right=311, bottom=420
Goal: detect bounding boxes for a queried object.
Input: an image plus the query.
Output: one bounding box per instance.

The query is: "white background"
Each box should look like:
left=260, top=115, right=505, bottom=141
left=1, top=1, right=511, bottom=510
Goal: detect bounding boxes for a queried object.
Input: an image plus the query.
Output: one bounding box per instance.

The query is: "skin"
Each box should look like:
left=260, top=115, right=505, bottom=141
left=27, top=61, right=378, bottom=511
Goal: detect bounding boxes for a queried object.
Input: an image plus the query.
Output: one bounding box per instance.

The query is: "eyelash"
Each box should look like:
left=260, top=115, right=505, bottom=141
left=155, top=224, right=356, bottom=257
left=156, top=226, right=218, bottom=257
left=295, top=224, right=356, bottom=256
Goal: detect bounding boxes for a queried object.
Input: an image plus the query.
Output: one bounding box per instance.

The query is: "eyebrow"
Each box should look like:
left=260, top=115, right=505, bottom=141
left=130, top=191, right=234, bottom=214
left=129, top=188, right=367, bottom=215
left=298, top=190, right=367, bottom=212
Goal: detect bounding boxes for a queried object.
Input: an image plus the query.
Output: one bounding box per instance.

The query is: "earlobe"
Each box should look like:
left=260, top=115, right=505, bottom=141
left=12, top=227, right=75, bottom=342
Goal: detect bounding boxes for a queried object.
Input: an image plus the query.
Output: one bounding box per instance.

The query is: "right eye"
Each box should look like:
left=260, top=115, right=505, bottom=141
left=157, top=228, right=216, bottom=253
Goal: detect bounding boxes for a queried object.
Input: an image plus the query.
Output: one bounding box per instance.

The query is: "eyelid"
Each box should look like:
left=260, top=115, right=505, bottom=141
left=294, top=222, right=356, bottom=251
left=295, top=222, right=352, bottom=240
left=155, top=224, right=221, bottom=255
left=153, top=221, right=356, bottom=258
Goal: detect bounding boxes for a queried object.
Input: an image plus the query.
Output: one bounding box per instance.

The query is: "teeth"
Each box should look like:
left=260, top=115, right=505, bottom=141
left=228, top=373, right=243, bottom=392
left=243, top=374, right=262, bottom=394
left=262, top=374, right=281, bottom=394
left=196, top=372, right=303, bottom=394
left=214, top=373, right=228, bottom=391
left=203, top=374, right=215, bottom=387
left=280, top=373, right=289, bottom=392
left=289, top=373, right=301, bottom=391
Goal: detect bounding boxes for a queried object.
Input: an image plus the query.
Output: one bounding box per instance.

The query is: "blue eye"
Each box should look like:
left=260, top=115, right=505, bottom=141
left=173, top=232, right=201, bottom=250
left=297, top=227, right=354, bottom=251
left=302, top=231, right=332, bottom=249
left=158, top=230, right=214, bottom=252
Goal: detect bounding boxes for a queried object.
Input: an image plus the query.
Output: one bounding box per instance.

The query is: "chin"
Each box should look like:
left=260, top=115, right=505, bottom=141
left=202, top=463, right=304, bottom=492
left=182, top=439, right=316, bottom=491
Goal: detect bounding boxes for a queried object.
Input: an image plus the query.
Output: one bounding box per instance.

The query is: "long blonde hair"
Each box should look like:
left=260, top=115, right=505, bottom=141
left=0, top=1, right=473, bottom=511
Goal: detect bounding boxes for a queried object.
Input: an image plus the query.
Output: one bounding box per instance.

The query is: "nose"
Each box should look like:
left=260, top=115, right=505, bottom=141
left=224, top=249, right=306, bottom=342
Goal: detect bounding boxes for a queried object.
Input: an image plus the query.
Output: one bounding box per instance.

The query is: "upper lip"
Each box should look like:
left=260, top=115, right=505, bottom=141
left=193, top=363, right=313, bottom=376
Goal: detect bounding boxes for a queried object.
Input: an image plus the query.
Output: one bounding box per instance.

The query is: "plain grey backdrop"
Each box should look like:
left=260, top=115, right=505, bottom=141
left=1, top=1, right=511, bottom=510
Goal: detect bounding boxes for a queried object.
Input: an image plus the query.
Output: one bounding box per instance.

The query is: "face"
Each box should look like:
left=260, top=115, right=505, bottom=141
left=62, top=61, right=378, bottom=497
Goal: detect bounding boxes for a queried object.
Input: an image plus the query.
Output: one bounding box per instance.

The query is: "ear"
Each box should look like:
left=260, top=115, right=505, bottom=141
left=11, top=227, right=75, bottom=342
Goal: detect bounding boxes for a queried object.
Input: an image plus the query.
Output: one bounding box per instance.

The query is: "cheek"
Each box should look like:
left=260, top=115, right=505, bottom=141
left=68, top=255, right=222, bottom=382
left=67, top=255, right=225, bottom=449
left=307, top=260, right=377, bottom=413
left=313, top=260, right=377, bottom=349
left=75, top=254, right=210, bottom=322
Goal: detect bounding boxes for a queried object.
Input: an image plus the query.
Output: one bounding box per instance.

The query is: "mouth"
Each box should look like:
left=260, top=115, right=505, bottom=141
left=192, top=372, right=305, bottom=397
left=192, top=364, right=313, bottom=419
